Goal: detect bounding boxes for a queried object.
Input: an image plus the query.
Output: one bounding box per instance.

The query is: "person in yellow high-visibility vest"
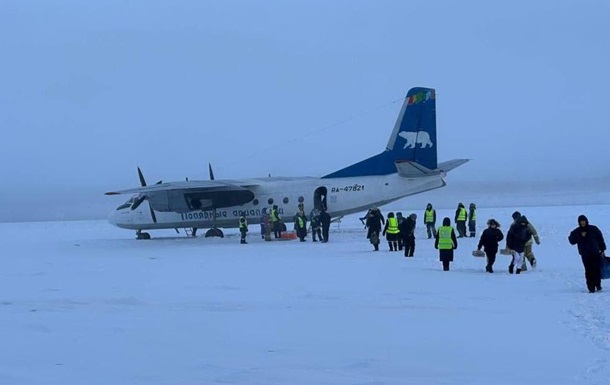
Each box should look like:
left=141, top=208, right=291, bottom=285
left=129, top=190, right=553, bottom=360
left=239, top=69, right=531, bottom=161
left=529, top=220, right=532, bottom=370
left=454, top=203, right=467, bottom=238
left=238, top=215, right=248, bottom=244
left=423, top=203, right=437, bottom=239
left=468, top=203, right=477, bottom=237
left=435, top=217, right=458, bottom=271
left=383, top=212, right=400, bottom=251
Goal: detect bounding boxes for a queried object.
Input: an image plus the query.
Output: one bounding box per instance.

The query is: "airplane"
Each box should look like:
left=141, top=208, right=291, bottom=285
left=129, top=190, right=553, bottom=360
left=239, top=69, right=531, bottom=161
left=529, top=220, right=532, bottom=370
left=106, top=87, right=468, bottom=239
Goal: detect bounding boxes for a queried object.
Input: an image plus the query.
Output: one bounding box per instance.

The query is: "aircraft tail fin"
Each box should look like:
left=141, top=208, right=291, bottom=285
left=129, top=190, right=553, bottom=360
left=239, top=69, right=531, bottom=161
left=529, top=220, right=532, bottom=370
left=323, top=87, right=438, bottom=178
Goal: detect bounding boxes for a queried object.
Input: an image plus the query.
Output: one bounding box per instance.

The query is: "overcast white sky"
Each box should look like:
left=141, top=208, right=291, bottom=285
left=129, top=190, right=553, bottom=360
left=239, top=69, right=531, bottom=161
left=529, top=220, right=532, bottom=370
left=1, top=0, right=609, bottom=222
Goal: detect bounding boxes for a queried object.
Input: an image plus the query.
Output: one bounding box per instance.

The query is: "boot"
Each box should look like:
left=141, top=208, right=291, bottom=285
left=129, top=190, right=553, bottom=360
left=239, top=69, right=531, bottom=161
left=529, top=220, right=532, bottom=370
left=389, top=243, right=394, bottom=251
left=516, top=268, right=521, bottom=274
left=374, top=244, right=379, bottom=251
left=508, top=264, right=514, bottom=274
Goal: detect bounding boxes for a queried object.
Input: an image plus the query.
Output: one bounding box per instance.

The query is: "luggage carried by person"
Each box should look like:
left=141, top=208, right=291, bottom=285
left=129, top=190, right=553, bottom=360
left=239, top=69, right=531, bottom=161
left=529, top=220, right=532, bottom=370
left=472, top=250, right=485, bottom=257
left=602, top=256, right=610, bottom=280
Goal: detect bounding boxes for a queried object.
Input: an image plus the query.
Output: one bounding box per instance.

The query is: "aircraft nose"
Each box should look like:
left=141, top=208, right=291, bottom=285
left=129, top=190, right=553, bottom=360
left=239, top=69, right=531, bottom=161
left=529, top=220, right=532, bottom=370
left=107, top=210, right=118, bottom=226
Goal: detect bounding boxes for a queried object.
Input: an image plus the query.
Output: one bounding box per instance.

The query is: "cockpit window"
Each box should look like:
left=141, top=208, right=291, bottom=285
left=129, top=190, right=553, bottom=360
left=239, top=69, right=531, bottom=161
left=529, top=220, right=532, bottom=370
left=116, top=197, right=134, bottom=211
left=130, top=196, right=145, bottom=210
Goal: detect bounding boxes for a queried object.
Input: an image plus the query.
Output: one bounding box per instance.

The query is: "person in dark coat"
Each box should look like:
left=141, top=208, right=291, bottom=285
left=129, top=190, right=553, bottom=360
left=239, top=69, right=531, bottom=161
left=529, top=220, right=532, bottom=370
left=435, top=217, right=458, bottom=271
left=468, top=203, right=477, bottom=237
left=260, top=208, right=268, bottom=239
left=318, top=207, right=331, bottom=243
left=399, top=213, right=416, bottom=257
left=310, top=208, right=322, bottom=242
left=365, top=208, right=384, bottom=251
left=477, top=219, right=504, bottom=273
left=568, top=215, right=607, bottom=293
left=506, top=215, right=533, bottom=274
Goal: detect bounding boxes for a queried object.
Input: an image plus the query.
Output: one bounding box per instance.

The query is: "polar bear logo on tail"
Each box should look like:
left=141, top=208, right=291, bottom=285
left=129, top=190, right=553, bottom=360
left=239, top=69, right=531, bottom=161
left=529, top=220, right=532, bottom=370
left=399, top=130, right=434, bottom=149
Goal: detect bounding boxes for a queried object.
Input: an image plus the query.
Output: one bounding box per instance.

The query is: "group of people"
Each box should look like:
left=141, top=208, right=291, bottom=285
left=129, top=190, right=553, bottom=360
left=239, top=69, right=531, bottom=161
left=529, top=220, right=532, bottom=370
left=363, top=208, right=417, bottom=257
left=367, top=204, right=608, bottom=293
left=291, top=203, right=331, bottom=243
left=475, top=211, right=540, bottom=274
left=238, top=204, right=331, bottom=244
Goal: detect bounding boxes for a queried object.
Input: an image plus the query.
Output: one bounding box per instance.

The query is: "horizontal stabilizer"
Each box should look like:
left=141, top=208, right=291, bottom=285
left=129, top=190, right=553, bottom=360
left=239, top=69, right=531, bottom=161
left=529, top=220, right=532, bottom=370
left=437, top=159, right=469, bottom=173
left=395, top=161, right=435, bottom=177
left=395, top=158, right=469, bottom=178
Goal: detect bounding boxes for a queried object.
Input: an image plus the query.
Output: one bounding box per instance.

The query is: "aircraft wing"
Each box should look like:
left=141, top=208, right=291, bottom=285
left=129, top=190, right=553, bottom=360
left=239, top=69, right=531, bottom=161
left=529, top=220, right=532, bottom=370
left=105, top=180, right=259, bottom=212
left=105, top=180, right=259, bottom=195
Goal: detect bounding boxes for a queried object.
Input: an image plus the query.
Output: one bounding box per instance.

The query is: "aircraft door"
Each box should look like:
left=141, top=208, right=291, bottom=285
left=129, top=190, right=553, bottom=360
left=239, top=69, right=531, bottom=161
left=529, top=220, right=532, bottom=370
left=313, top=187, right=328, bottom=211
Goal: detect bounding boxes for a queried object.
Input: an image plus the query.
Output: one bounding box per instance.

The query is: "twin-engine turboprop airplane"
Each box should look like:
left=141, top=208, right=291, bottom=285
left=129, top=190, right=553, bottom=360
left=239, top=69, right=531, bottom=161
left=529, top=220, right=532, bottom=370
left=106, top=87, right=468, bottom=239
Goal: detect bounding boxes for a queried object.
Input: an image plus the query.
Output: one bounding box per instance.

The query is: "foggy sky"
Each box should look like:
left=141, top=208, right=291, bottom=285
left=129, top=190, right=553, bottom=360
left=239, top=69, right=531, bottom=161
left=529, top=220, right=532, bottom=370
left=1, top=0, right=609, bottom=222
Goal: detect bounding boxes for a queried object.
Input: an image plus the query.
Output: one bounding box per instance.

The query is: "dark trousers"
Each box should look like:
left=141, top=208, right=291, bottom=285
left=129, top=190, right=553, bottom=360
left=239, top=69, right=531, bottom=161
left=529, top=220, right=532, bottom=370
left=321, top=225, right=330, bottom=242
left=425, top=223, right=436, bottom=239
left=486, top=251, right=497, bottom=271
left=240, top=229, right=247, bottom=244
left=273, top=222, right=282, bottom=238
left=582, top=254, right=602, bottom=292
left=442, top=261, right=450, bottom=271
left=468, top=220, right=476, bottom=237
left=312, top=227, right=322, bottom=241
left=404, top=235, right=415, bottom=257
left=456, top=221, right=466, bottom=237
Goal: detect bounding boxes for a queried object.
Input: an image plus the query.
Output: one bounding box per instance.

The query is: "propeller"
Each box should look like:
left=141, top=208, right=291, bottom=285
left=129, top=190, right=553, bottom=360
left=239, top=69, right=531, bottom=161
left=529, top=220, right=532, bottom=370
left=208, top=163, right=215, bottom=181
left=136, top=166, right=157, bottom=223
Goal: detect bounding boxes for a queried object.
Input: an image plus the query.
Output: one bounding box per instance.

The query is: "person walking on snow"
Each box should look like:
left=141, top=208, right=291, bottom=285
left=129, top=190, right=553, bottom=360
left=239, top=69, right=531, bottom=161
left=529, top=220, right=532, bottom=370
left=568, top=215, right=606, bottom=293
left=506, top=215, right=533, bottom=274
left=435, top=217, right=458, bottom=271
left=477, top=219, right=504, bottom=273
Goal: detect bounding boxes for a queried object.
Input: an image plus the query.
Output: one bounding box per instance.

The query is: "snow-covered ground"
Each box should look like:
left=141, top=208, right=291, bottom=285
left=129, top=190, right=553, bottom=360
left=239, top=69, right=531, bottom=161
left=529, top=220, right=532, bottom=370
left=1, top=204, right=609, bottom=385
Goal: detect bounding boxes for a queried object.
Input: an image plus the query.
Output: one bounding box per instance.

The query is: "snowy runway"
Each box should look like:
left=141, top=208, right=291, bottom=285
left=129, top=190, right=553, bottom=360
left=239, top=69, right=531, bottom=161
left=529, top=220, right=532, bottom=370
left=1, top=205, right=609, bottom=385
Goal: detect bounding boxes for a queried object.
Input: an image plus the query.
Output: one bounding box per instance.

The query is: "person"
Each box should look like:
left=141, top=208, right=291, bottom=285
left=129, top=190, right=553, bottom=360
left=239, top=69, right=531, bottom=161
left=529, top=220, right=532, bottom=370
left=568, top=215, right=607, bottom=293
left=271, top=205, right=283, bottom=239
left=508, top=211, right=541, bottom=270
left=424, top=203, right=436, bottom=239
left=359, top=209, right=372, bottom=226
left=262, top=208, right=272, bottom=241
left=477, top=219, right=504, bottom=273
left=455, top=203, right=467, bottom=238
left=399, top=213, right=416, bottom=257
left=365, top=208, right=384, bottom=251
left=468, top=203, right=477, bottom=237
left=310, top=208, right=322, bottom=242
left=506, top=215, right=533, bottom=274
left=294, top=207, right=308, bottom=242
left=238, top=215, right=248, bottom=244
left=319, top=207, right=331, bottom=243
left=383, top=212, right=400, bottom=251
left=396, top=212, right=406, bottom=250
left=260, top=208, right=268, bottom=239
left=435, top=217, right=458, bottom=271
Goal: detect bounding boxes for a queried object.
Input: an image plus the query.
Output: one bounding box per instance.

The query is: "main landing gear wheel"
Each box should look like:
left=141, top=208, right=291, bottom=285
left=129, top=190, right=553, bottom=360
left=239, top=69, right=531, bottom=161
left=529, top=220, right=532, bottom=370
left=136, top=230, right=151, bottom=240
left=205, top=228, right=224, bottom=238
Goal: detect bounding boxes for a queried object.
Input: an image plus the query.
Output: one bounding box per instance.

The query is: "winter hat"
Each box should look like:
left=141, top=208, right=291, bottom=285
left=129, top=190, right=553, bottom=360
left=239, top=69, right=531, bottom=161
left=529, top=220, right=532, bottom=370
left=487, top=219, right=500, bottom=227
left=512, top=211, right=521, bottom=220
left=442, top=217, right=451, bottom=226
left=578, top=215, right=588, bottom=224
